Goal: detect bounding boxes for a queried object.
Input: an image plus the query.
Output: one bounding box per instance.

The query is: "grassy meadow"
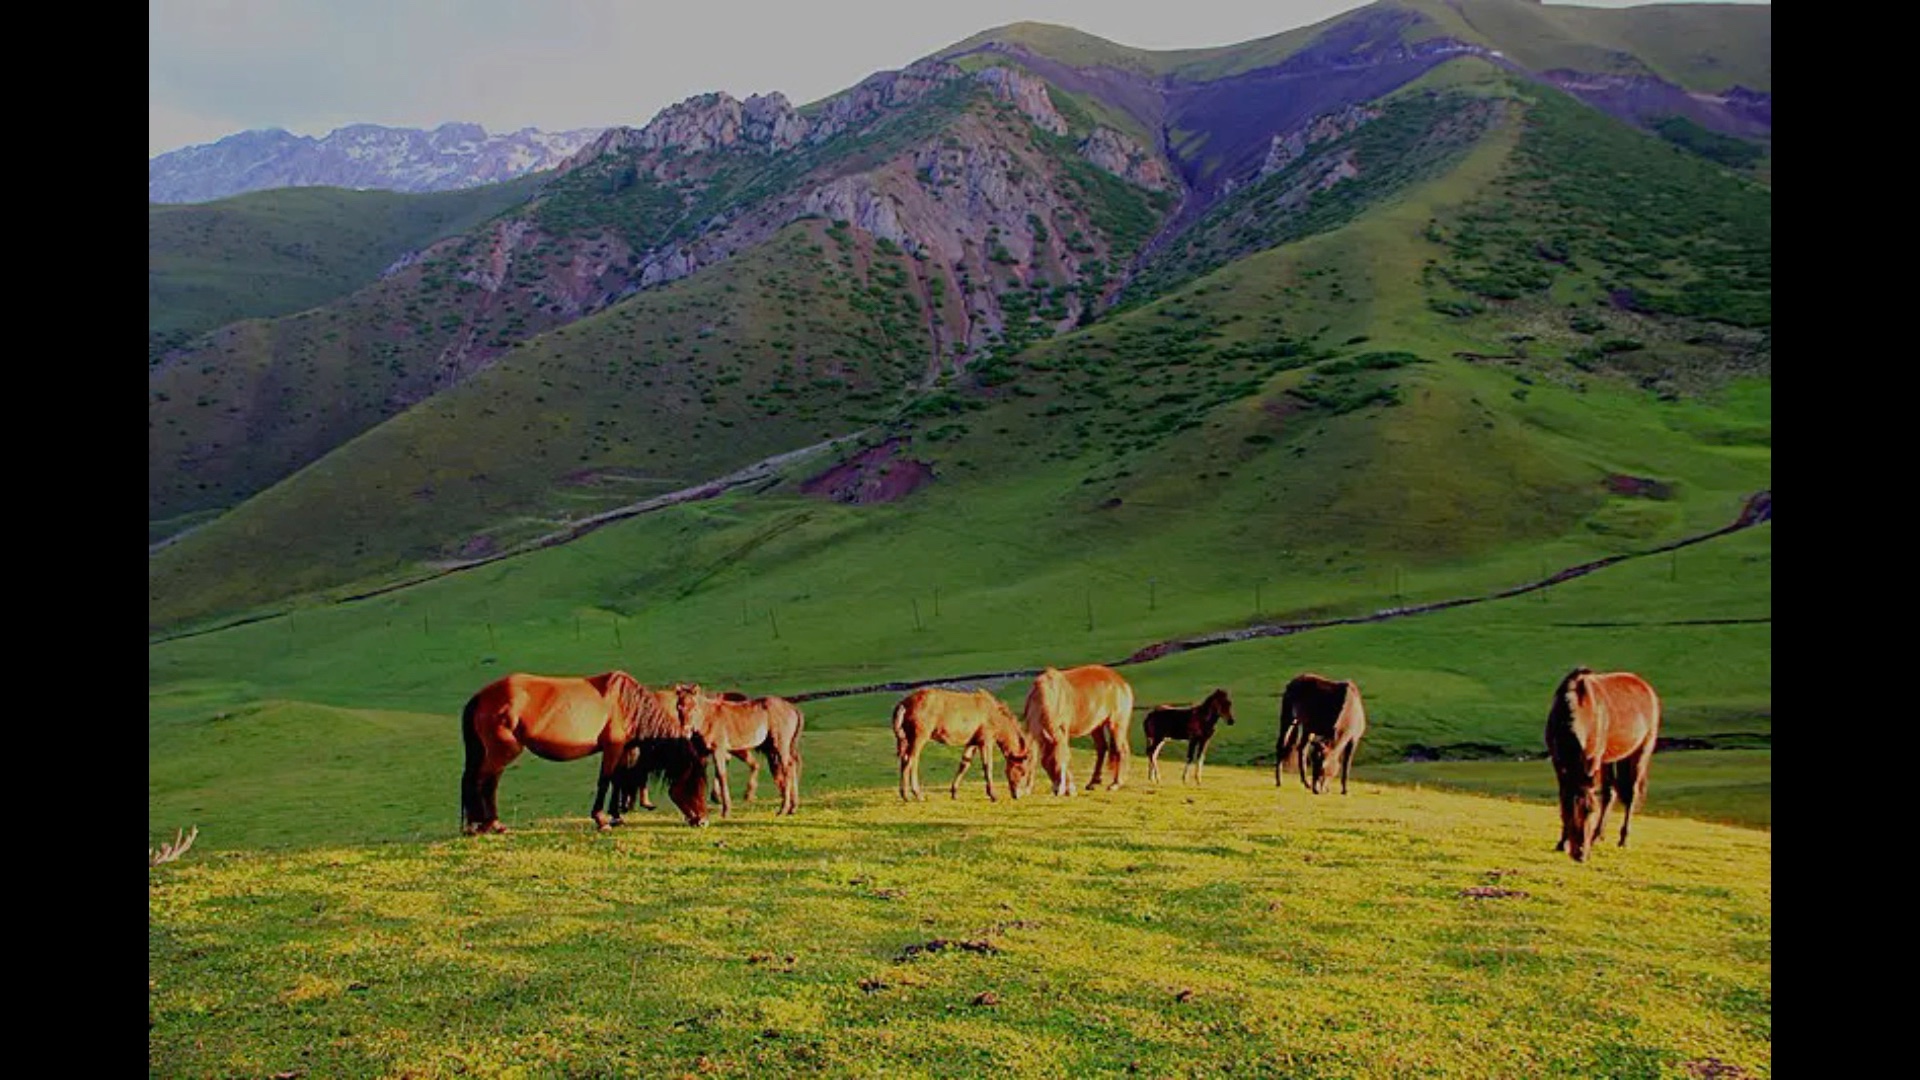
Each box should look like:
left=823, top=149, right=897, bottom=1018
left=151, top=32, right=1768, bottom=1076
left=149, top=769, right=1769, bottom=1079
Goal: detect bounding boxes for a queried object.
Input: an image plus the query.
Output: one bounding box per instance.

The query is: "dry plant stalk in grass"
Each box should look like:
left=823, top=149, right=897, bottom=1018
left=149, top=826, right=198, bottom=866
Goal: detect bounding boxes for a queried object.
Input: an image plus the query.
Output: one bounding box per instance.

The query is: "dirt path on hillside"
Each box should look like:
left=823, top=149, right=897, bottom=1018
left=778, top=490, right=1772, bottom=703
left=150, top=432, right=869, bottom=643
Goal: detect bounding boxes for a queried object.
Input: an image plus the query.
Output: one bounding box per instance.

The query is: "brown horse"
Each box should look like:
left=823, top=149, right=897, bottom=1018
left=1021, top=665, right=1136, bottom=796
left=892, top=687, right=1034, bottom=802
left=1545, top=667, right=1661, bottom=862
left=610, top=685, right=694, bottom=815
left=1276, top=674, right=1368, bottom=795
left=460, top=671, right=709, bottom=833
left=1143, top=688, right=1236, bottom=784
left=674, top=685, right=805, bottom=817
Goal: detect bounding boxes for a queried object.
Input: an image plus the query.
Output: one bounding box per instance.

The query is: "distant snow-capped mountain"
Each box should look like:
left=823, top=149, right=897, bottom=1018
left=147, top=122, right=605, bottom=203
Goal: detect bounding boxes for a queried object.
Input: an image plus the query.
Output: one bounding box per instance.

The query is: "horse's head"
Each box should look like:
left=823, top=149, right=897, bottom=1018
left=1305, top=738, right=1331, bottom=794
left=673, top=683, right=710, bottom=752
left=665, top=743, right=712, bottom=828
left=1004, top=742, right=1035, bottom=799
left=1564, top=791, right=1600, bottom=862
left=1212, top=688, right=1236, bottom=725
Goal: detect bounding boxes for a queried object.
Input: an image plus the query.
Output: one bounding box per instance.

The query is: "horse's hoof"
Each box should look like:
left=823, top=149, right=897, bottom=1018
left=487, top=822, right=508, bottom=834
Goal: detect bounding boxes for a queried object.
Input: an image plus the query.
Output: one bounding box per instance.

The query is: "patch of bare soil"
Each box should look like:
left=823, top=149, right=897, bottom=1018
left=1459, top=886, right=1529, bottom=899
left=799, top=438, right=935, bottom=505
left=895, top=938, right=1000, bottom=962
left=1683, top=1059, right=1755, bottom=1080
left=1605, top=473, right=1674, bottom=499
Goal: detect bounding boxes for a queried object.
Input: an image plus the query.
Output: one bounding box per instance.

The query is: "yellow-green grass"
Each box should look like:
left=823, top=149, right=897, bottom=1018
left=149, top=768, right=1771, bottom=1078
left=148, top=179, right=539, bottom=363
left=1369, top=752, right=1771, bottom=831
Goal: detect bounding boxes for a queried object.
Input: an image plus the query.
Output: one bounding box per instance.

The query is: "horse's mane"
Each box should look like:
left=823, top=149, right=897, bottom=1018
left=615, top=673, right=691, bottom=740
left=1548, top=667, right=1596, bottom=733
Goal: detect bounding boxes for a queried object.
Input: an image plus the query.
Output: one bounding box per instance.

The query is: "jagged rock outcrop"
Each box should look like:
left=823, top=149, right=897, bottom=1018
left=973, top=66, right=1068, bottom=135
left=1078, top=126, right=1169, bottom=190
left=1261, top=105, right=1383, bottom=177
left=147, top=123, right=603, bottom=203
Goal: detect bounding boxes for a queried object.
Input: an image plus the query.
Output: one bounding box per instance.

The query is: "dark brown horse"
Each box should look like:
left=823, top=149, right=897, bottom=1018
left=1545, top=667, right=1661, bottom=862
left=1276, top=674, right=1368, bottom=794
left=1143, top=688, right=1236, bottom=784
left=459, top=671, right=709, bottom=833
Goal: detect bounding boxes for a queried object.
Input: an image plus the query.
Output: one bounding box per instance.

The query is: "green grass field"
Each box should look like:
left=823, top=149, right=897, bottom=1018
left=149, top=767, right=1769, bottom=1078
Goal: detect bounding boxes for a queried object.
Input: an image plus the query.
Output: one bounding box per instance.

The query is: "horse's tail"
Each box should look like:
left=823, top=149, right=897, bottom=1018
left=459, top=691, right=483, bottom=829
left=891, top=695, right=912, bottom=758
left=1276, top=681, right=1303, bottom=785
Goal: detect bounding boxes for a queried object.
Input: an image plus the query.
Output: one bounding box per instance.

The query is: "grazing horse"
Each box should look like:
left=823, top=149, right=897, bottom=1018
left=1143, top=688, right=1237, bottom=784
left=1021, top=665, right=1136, bottom=796
left=459, top=671, right=709, bottom=833
left=610, top=685, right=696, bottom=815
left=1544, top=667, right=1661, bottom=862
left=674, top=685, right=805, bottom=817
left=891, top=687, right=1035, bottom=802
left=1276, top=674, right=1368, bottom=795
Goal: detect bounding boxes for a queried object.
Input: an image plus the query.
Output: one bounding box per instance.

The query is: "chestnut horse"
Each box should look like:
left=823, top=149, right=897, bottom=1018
left=1021, top=665, right=1135, bottom=796
left=460, top=671, right=709, bottom=833
left=610, top=685, right=692, bottom=815
left=1545, top=667, right=1661, bottom=862
left=892, top=687, right=1034, bottom=802
left=1144, top=688, right=1236, bottom=784
left=674, top=685, right=805, bottom=817
left=1276, top=674, right=1367, bottom=795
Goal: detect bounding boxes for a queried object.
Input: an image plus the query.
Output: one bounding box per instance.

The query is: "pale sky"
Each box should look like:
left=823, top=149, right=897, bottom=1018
left=148, top=0, right=1765, bottom=158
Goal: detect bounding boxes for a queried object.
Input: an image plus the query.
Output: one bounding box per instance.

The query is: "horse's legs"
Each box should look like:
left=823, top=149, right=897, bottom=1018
left=1146, top=736, right=1165, bottom=783
left=1618, top=750, right=1651, bottom=847
left=951, top=743, right=979, bottom=799
left=982, top=739, right=998, bottom=802
left=898, top=740, right=915, bottom=803
left=1183, top=738, right=1201, bottom=784
left=637, top=767, right=656, bottom=811
left=1339, top=741, right=1356, bottom=795
left=743, top=749, right=761, bottom=803
left=1591, top=765, right=1614, bottom=844
left=711, top=744, right=734, bottom=817
left=1047, top=735, right=1074, bottom=796
left=1106, top=720, right=1128, bottom=790
left=1089, top=729, right=1111, bottom=793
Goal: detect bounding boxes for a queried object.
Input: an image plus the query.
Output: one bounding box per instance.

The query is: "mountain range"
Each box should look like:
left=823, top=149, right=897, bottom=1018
left=148, top=0, right=1771, bottom=637
left=147, top=122, right=604, bottom=203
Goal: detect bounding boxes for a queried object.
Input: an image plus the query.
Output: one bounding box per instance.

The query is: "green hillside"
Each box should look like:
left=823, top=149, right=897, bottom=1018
left=148, top=178, right=541, bottom=364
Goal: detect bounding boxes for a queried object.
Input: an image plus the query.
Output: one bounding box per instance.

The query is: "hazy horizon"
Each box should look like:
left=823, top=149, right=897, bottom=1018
left=149, top=0, right=1769, bottom=158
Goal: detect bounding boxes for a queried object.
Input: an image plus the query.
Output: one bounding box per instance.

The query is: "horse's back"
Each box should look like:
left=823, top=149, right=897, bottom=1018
left=1592, top=672, right=1659, bottom=757
left=1062, top=665, right=1133, bottom=732
left=1284, top=673, right=1355, bottom=737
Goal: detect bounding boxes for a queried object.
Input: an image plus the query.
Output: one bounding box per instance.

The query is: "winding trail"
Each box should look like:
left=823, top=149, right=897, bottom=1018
left=149, top=432, right=868, bottom=644
left=779, top=490, right=1771, bottom=703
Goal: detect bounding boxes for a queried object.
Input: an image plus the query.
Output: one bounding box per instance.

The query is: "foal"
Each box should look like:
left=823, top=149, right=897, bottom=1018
left=674, top=685, right=805, bottom=817
left=892, top=687, right=1034, bottom=801
left=1143, top=688, right=1236, bottom=784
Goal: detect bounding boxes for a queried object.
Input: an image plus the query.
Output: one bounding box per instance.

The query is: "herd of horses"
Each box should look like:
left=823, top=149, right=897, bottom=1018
left=459, top=663, right=1660, bottom=863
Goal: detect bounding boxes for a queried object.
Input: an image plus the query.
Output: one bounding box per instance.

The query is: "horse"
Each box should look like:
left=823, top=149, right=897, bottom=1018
left=459, top=671, right=710, bottom=833
left=1143, top=688, right=1236, bottom=784
left=1544, top=667, right=1661, bottom=862
left=1021, top=665, right=1136, bottom=796
left=891, top=687, right=1034, bottom=802
left=609, top=685, right=693, bottom=815
left=1276, top=674, right=1367, bottom=795
left=673, top=685, right=805, bottom=817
